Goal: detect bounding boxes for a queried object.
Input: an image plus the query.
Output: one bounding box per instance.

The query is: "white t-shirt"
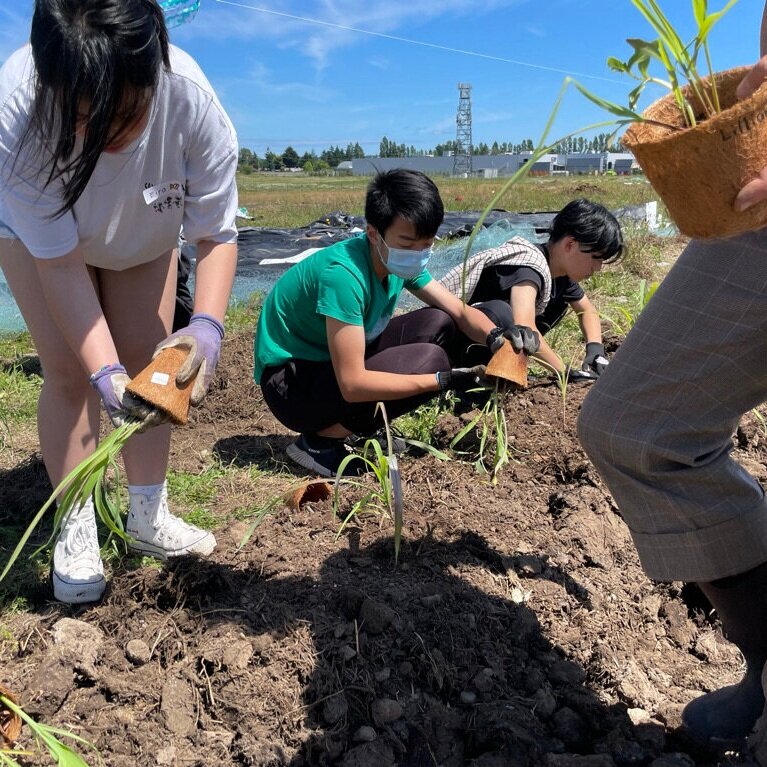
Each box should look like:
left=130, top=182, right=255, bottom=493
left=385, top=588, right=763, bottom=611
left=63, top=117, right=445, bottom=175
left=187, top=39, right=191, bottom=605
left=0, top=44, right=238, bottom=270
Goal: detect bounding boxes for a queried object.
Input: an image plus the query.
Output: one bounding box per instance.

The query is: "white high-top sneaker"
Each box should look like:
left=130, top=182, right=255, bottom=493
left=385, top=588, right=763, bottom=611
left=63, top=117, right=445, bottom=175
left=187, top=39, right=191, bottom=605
left=52, top=497, right=106, bottom=604
left=126, top=483, right=216, bottom=559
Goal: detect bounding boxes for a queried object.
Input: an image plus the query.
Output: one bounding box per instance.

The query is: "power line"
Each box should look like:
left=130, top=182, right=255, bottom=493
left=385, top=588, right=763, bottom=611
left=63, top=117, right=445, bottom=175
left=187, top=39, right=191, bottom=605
left=213, top=0, right=618, bottom=84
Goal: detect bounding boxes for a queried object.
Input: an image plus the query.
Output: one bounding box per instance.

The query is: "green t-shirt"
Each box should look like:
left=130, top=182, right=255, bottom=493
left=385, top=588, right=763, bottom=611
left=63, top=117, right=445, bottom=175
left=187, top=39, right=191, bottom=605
left=254, top=233, right=432, bottom=382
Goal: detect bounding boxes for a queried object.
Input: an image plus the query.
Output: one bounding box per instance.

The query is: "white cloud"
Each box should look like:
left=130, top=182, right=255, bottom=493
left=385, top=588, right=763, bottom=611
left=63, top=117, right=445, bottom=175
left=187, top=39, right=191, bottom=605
left=524, top=24, right=546, bottom=38
left=199, top=0, right=526, bottom=71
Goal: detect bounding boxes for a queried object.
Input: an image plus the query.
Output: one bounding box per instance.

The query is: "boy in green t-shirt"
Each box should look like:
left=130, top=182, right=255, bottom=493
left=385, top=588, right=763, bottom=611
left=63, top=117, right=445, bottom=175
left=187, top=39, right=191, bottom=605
left=254, top=169, right=540, bottom=477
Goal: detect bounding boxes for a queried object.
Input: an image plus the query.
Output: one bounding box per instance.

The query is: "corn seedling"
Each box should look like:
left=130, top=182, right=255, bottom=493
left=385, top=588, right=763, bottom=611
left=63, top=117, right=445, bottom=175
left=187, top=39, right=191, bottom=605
left=457, top=1, right=742, bottom=280
left=449, top=381, right=511, bottom=484
left=333, top=403, right=404, bottom=563
left=584, top=0, right=741, bottom=131
left=0, top=688, right=99, bottom=766
left=238, top=495, right=285, bottom=549
left=0, top=421, right=142, bottom=585
left=751, top=408, right=767, bottom=440
left=603, top=278, right=658, bottom=336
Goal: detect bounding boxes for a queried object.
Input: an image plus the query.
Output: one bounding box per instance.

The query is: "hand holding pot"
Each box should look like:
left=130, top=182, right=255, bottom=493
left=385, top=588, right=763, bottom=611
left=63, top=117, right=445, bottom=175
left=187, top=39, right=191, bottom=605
left=153, top=313, right=224, bottom=406
left=90, top=363, right=165, bottom=431
left=735, top=58, right=767, bottom=212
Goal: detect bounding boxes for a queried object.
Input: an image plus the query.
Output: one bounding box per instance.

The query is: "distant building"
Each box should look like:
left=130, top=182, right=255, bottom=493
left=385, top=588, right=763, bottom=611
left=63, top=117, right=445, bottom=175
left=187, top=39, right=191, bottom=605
left=348, top=151, right=638, bottom=177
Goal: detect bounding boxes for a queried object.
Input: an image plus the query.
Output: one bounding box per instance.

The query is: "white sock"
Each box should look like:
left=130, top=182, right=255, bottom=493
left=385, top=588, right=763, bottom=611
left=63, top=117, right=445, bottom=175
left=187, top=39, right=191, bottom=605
left=128, top=481, right=166, bottom=500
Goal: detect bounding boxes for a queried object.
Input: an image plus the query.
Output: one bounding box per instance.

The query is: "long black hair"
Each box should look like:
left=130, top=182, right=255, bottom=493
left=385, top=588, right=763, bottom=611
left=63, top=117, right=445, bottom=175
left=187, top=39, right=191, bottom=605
left=23, top=0, right=170, bottom=216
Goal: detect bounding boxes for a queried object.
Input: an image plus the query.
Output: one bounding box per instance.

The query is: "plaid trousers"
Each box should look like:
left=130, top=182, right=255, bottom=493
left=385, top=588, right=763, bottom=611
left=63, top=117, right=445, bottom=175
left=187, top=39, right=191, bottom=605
left=578, top=229, right=767, bottom=582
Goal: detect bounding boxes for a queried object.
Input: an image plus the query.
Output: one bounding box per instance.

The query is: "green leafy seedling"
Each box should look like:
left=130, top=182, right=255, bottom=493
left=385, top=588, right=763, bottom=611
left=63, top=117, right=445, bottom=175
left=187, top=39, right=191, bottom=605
left=449, top=380, right=511, bottom=484
left=0, top=421, right=142, bottom=585
left=0, top=691, right=100, bottom=766
left=333, top=403, right=404, bottom=563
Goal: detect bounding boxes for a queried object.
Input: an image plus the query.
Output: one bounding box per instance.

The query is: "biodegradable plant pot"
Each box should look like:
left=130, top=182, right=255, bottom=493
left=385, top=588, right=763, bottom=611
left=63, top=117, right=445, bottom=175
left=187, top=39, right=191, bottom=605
left=623, top=66, right=767, bottom=239
left=486, top=340, right=528, bottom=388
left=0, top=683, right=22, bottom=746
left=126, top=347, right=193, bottom=425
left=285, top=480, right=332, bottom=511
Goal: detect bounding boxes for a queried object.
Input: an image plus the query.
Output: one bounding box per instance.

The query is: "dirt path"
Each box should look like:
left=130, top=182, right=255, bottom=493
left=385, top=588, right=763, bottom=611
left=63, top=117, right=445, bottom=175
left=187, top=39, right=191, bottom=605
left=1, top=332, right=766, bottom=766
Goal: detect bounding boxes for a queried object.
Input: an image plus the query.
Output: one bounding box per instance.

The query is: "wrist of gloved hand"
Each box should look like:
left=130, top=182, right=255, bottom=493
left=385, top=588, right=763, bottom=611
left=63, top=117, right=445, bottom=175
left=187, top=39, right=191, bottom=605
left=583, top=342, right=609, bottom=376
left=486, top=327, right=505, bottom=354
left=154, top=312, right=224, bottom=406
left=89, top=363, right=163, bottom=431
left=436, top=364, right=488, bottom=392
left=561, top=365, right=598, bottom=384
left=504, top=324, right=541, bottom=355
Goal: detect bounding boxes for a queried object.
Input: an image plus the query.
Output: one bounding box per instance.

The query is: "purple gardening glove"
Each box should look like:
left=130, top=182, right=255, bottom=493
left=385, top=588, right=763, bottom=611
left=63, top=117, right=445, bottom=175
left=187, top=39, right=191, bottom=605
left=90, top=363, right=164, bottom=431
left=153, top=312, right=224, bottom=406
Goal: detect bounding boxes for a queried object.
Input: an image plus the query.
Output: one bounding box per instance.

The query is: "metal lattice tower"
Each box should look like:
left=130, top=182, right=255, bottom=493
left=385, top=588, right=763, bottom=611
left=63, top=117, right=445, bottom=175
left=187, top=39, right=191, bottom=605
left=453, top=83, right=473, bottom=176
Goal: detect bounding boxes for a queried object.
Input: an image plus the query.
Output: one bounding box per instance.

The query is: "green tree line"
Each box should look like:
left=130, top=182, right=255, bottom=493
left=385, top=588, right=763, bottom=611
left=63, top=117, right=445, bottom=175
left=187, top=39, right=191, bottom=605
left=238, top=132, right=624, bottom=173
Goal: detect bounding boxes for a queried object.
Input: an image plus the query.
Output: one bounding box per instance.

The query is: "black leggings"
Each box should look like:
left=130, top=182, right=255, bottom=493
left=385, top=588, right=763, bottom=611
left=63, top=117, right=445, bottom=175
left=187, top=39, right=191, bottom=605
left=260, top=307, right=455, bottom=435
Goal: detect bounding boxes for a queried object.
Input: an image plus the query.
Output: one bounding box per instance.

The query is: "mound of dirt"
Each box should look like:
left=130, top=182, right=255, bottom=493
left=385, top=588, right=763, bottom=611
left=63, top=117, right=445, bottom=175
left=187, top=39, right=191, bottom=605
left=1, top=332, right=765, bottom=766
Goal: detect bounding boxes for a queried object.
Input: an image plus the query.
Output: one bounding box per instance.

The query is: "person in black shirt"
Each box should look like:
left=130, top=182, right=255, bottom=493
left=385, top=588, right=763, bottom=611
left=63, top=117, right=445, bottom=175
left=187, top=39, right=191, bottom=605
left=440, top=199, right=623, bottom=379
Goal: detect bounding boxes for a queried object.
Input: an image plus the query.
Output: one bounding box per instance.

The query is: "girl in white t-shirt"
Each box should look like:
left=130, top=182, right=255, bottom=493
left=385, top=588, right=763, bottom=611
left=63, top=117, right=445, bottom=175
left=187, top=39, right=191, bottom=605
left=0, top=0, right=239, bottom=604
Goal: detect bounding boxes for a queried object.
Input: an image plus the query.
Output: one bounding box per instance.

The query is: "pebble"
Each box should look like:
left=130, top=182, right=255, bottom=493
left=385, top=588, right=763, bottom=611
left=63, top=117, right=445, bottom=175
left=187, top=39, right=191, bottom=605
left=460, top=691, right=477, bottom=704
left=359, top=598, right=396, bottom=635
left=322, top=694, right=348, bottom=725
left=374, top=668, right=391, bottom=682
left=353, top=726, right=377, bottom=743
left=125, top=639, right=151, bottom=666
left=338, top=644, right=357, bottom=661
left=371, top=698, right=402, bottom=724
left=472, top=668, right=494, bottom=693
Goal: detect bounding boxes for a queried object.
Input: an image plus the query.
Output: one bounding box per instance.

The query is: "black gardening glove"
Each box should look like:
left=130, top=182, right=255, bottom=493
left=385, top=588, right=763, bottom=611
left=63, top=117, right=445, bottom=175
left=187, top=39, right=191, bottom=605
left=503, top=325, right=540, bottom=355
left=583, top=342, right=609, bottom=376
left=486, top=327, right=505, bottom=354
left=436, top=365, right=488, bottom=392
left=563, top=365, right=598, bottom=383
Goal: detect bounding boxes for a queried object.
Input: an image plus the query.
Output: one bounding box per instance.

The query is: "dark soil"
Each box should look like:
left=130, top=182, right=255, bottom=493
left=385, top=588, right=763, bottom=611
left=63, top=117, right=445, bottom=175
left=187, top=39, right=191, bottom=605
left=2, top=331, right=767, bottom=767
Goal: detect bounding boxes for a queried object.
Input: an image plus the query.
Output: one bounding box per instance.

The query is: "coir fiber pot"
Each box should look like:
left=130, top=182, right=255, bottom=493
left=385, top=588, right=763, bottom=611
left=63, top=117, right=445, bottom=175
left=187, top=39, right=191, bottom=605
left=0, top=683, right=22, bottom=747
left=486, top=339, right=528, bottom=388
left=126, top=347, right=193, bottom=425
left=623, top=66, right=767, bottom=239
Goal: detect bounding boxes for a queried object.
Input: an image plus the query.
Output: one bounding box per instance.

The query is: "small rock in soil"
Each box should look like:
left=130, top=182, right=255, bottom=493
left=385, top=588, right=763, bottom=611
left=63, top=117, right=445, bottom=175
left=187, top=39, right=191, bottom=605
left=52, top=617, right=104, bottom=678
left=371, top=698, right=402, bottom=725
left=338, top=644, right=357, bottom=661
left=160, top=674, right=196, bottom=737
left=340, top=740, right=395, bottom=767
left=125, top=639, right=151, bottom=666
left=473, top=668, right=494, bottom=692
left=374, top=668, right=391, bottom=682
left=530, top=687, right=557, bottom=719
left=359, top=598, right=395, bottom=634
left=460, top=691, right=477, bottom=704
left=353, top=726, right=377, bottom=743
left=322, top=693, right=348, bottom=725
left=549, top=659, right=587, bottom=686
left=398, top=661, right=413, bottom=677
left=222, top=639, right=254, bottom=670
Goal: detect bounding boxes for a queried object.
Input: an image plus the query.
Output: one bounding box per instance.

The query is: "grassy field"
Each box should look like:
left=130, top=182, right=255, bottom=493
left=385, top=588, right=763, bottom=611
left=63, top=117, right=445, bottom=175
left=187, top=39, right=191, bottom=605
left=237, top=172, right=658, bottom=228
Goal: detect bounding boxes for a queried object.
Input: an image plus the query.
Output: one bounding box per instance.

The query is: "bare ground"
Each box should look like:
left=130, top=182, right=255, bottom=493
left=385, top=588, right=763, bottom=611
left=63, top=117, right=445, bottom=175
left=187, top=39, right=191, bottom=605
left=1, top=330, right=767, bottom=766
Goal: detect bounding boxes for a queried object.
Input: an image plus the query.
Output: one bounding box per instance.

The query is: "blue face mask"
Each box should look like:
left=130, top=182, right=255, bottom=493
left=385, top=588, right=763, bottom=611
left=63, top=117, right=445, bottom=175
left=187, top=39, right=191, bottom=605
left=376, top=237, right=433, bottom=279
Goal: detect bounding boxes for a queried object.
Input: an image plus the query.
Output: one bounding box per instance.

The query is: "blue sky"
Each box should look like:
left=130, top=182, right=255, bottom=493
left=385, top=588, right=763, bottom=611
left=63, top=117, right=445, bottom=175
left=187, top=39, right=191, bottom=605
left=1, top=0, right=763, bottom=156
